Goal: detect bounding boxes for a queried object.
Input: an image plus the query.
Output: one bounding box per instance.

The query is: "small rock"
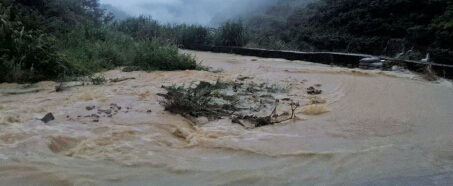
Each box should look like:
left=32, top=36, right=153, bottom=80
left=282, top=98, right=291, bottom=101
left=91, top=114, right=100, bottom=118
left=147, top=110, right=152, bottom=113
left=86, top=106, right=95, bottom=110
left=41, top=113, right=55, bottom=124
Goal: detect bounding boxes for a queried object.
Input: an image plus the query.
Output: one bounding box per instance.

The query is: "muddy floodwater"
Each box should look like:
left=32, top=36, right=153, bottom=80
left=1, top=50, right=453, bottom=186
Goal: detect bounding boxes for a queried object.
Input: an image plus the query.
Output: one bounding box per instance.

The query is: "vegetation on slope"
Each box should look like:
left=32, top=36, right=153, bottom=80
left=248, top=0, right=453, bottom=64
left=208, top=0, right=452, bottom=64
left=0, top=0, right=199, bottom=83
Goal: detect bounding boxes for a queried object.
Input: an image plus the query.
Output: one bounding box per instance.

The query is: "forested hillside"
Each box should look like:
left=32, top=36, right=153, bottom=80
left=245, top=0, right=318, bottom=50
left=246, top=0, right=453, bottom=64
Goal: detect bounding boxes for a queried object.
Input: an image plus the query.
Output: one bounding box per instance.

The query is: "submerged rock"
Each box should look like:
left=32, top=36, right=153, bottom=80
left=86, top=106, right=95, bottom=110
left=307, top=87, right=322, bottom=95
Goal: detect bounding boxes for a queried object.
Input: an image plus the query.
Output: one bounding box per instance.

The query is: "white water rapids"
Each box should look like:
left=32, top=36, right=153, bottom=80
left=1, top=50, right=453, bottom=186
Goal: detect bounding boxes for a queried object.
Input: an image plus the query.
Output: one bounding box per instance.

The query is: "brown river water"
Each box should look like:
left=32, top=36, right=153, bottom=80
left=1, top=50, right=453, bottom=186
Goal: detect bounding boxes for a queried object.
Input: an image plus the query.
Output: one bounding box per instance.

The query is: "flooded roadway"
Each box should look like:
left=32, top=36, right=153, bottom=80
left=1, top=50, right=453, bottom=186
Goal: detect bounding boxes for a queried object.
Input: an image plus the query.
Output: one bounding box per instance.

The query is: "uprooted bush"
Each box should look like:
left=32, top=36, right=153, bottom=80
left=158, top=81, right=237, bottom=119
left=158, top=79, right=298, bottom=128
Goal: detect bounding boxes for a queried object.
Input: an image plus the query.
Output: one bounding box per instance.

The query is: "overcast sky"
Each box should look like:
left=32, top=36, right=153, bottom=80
left=99, top=0, right=236, bottom=25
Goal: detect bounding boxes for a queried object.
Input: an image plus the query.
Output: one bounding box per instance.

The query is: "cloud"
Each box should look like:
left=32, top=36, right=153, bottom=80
left=99, top=0, right=236, bottom=25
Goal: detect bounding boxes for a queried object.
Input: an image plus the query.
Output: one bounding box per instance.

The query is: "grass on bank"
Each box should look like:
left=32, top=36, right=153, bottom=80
left=1, top=21, right=200, bottom=83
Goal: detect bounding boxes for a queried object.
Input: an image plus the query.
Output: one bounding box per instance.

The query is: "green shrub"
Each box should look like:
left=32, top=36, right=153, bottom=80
left=60, top=27, right=136, bottom=74
left=116, top=16, right=160, bottom=39
left=0, top=3, right=71, bottom=83
left=132, top=39, right=196, bottom=71
left=214, top=20, right=249, bottom=47
left=179, top=24, right=209, bottom=48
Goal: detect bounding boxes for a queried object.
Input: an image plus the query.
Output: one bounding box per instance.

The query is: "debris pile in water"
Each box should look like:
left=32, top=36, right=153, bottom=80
left=158, top=77, right=301, bottom=128
left=158, top=80, right=238, bottom=120
left=65, top=103, right=131, bottom=123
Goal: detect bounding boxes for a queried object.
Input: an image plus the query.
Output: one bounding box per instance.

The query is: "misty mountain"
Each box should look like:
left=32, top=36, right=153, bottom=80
left=208, top=0, right=277, bottom=27
left=101, top=4, right=130, bottom=21
left=100, top=0, right=236, bottom=25
left=208, top=0, right=317, bottom=27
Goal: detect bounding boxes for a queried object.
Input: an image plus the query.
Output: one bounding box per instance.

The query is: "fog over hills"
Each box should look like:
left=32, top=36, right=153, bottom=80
left=208, top=0, right=317, bottom=27
left=100, top=0, right=235, bottom=25
left=99, top=0, right=315, bottom=26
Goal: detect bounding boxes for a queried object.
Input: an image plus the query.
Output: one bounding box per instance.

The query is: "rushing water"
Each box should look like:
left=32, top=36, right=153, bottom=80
left=1, top=50, right=453, bottom=186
